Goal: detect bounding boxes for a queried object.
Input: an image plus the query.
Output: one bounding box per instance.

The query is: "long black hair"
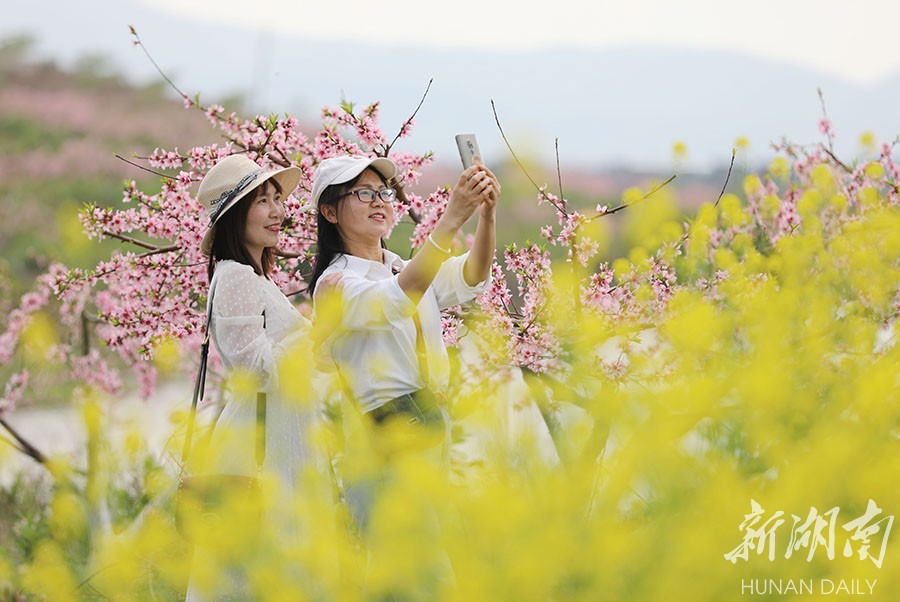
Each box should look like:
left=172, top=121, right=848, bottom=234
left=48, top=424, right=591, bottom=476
left=207, top=178, right=283, bottom=281
left=309, top=168, right=404, bottom=295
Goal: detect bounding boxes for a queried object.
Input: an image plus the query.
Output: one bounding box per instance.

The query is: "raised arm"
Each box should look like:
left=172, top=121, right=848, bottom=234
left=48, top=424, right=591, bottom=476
left=397, top=165, right=494, bottom=302
left=463, top=163, right=499, bottom=286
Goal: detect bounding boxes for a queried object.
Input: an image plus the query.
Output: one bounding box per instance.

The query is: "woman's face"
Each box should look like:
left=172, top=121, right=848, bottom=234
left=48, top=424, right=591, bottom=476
left=243, top=180, right=284, bottom=260
left=329, top=169, right=395, bottom=245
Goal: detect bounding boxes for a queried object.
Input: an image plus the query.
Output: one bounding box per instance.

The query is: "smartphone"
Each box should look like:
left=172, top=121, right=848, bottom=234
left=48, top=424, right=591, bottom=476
left=455, top=134, right=482, bottom=169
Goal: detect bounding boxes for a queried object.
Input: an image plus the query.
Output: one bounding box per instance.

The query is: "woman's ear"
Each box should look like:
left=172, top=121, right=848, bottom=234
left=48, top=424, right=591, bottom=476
left=321, top=204, right=338, bottom=224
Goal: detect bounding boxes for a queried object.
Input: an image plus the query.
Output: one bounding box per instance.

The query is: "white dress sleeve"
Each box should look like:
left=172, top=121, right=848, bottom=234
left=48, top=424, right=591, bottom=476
left=210, top=263, right=279, bottom=388
left=430, top=251, right=492, bottom=309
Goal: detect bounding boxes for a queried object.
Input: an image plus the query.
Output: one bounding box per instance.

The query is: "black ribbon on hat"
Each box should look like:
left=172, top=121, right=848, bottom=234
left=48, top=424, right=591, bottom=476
left=208, top=168, right=266, bottom=225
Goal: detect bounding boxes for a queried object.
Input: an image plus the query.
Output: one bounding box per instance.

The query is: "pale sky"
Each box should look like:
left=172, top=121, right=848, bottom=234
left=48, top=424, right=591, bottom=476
left=142, top=0, right=900, bottom=85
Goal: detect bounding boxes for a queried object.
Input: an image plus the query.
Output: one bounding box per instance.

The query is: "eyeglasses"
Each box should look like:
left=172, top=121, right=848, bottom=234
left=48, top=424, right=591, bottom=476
left=340, top=187, right=397, bottom=204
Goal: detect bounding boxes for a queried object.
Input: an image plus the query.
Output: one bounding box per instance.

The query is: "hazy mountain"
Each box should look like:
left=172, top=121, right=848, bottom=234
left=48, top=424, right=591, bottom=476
left=3, top=0, right=899, bottom=171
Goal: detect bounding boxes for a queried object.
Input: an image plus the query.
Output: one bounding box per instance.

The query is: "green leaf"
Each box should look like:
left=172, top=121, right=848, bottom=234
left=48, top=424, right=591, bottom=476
left=339, top=99, right=355, bottom=115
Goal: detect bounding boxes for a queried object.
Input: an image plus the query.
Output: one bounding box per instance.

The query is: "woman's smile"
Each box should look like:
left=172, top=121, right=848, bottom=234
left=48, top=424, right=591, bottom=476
left=334, top=169, right=395, bottom=244
left=243, top=180, right=285, bottom=261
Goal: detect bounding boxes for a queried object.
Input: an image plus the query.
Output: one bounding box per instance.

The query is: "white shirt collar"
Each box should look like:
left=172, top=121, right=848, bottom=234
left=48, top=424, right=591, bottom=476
left=331, top=248, right=406, bottom=276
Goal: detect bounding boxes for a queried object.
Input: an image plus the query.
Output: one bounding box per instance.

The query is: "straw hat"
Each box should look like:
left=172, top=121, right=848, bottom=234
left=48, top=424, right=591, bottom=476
left=198, top=154, right=301, bottom=255
left=310, top=155, right=398, bottom=206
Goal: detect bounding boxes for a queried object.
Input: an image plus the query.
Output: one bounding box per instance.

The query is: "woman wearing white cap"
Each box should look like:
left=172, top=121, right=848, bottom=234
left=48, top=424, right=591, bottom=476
left=309, top=154, right=499, bottom=532
left=186, top=154, right=334, bottom=601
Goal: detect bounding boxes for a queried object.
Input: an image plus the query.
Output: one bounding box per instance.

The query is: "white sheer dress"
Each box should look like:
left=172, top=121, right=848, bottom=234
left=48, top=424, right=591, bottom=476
left=185, top=259, right=314, bottom=601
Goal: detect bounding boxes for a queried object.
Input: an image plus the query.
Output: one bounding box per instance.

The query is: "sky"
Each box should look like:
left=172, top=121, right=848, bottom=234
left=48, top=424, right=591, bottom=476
left=141, top=0, right=900, bottom=85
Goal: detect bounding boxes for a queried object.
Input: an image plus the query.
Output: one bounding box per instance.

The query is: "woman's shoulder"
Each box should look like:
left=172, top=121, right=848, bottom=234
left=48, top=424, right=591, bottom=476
left=213, top=260, right=262, bottom=281
left=320, top=254, right=352, bottom=276
left=211, top=260, right=265, bottom=294
left=215, top=259, right=257, bottom=273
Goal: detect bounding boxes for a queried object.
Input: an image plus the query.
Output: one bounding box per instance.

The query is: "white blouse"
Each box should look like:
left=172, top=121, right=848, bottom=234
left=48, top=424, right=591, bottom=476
left=314, top=249, right=490, bottom=412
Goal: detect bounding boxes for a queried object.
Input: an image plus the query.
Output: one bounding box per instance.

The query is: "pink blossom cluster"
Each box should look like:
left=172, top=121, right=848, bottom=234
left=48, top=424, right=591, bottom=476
left=440, top=310, right=461, bottom=348
left=581, top=263, right=623, bottom=315
left=880, top=143, right=900, bottom=184
left=695, top=270, right=731, bottom=303
left=0, top=266, right=65, bottom=363
left=536, top=185, right=567, bottom=212
left=498, top=244, right=563, bottom=373
left=390, top=151, right=434, bottom=189
left=474, top=263, right=520, bottom=363
left=148, top=148, right=184, bottom=170
left=0, top=370, right=28, bottom=418
left=649, top=257, right=677, bottom=307
left=818, top=118, right=835, bottom=144
left=535, top=187, right=611, bottom=267
left=185, top=144, right=232, bottom=172
left=410, top=188, right=451, bottom=249
left=321, top=103, right=385, bottom=150
left=775, top=189, right=801, bottom=237
left=71, top=350, right=123, bottom=395
left=542, top=210, right=600, bottom=265
left=598, top=358, right=628, bottom=383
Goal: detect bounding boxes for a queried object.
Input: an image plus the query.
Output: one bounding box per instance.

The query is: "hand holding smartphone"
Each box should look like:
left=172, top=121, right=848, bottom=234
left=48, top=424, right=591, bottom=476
left=455, top=134, right=482, bottom=169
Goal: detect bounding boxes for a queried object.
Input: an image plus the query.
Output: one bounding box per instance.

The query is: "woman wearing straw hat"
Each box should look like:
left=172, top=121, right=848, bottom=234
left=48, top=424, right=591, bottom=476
left=308, top=154, right=499, bottom=535
left=185, top=154, right=334, bottom=601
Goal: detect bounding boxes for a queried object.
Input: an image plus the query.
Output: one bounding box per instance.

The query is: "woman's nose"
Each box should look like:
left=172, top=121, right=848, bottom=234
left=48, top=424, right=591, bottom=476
left=271, top=201, right=284, bottom=218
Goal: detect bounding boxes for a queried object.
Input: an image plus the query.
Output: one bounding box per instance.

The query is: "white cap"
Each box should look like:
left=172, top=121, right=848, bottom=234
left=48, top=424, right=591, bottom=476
left=310, top=156, right=398, bottom=206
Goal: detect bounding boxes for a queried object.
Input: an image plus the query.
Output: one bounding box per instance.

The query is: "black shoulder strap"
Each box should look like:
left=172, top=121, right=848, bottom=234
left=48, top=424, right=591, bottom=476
left=180, top=287, right=215, bottom=466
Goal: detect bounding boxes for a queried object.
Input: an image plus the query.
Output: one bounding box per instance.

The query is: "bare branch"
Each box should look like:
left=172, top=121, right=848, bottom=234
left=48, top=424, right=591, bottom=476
left=822, top=147, right=852, bottom=174
left=492, top=100, right=569, bottom=216
left=0, top=433, right=25, bottom=455
left=101, top=231, right=170, bottom=251
left=138, top=245, right=180, bottom=258
left=555, top=138, right=564, bottom=201
left=81, top=309, right=91, bottom=356
left=271, top=146, right=293, bottom=168
left=817, top=87, right=829, bottom=124
left=715, top=149, right=737, bottom=208
left=589, top=175, right=677, bottom=220
left=114, top=154, right=172, bottom=180
left=129, top=26, right=191, bottom=104
left=0, top=417, right=46, bottom=465
left=384, top=78, right=433, bottom=156
left=519, top=302, right=549, bottom=337
left=817, top=87, right=836, bottom=153
left=249, top=120, right=278, bottom=162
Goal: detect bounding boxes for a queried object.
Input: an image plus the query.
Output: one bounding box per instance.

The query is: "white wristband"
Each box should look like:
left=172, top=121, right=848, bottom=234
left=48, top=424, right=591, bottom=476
left=427, top=233, right=452, bottom=254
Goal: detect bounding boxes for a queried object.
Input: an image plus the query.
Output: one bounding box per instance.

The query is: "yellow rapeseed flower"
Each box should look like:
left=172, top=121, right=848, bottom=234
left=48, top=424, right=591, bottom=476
left=769, top=156, right=791, bottom=181
left=865, top=161, right=885, bottom=180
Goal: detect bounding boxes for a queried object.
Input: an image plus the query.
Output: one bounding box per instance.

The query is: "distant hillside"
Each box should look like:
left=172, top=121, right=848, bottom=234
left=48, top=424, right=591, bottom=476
left=0, top=38, right=218, bottom=289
